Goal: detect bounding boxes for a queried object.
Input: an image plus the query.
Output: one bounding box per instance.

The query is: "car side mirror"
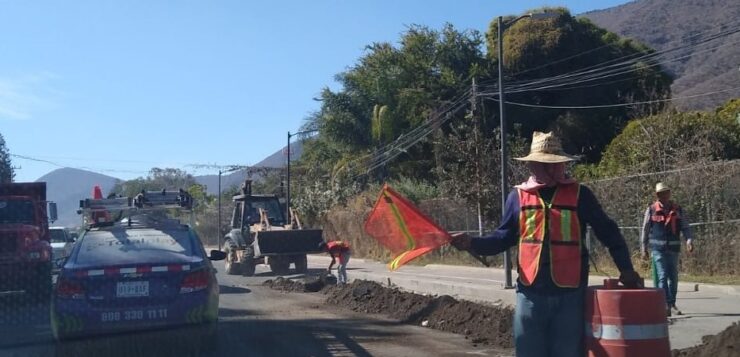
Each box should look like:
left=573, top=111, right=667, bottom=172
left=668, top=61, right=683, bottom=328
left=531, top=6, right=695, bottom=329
left=48, top=202, right=58, bottom=223
left=209, top=250, right=227, bottom=261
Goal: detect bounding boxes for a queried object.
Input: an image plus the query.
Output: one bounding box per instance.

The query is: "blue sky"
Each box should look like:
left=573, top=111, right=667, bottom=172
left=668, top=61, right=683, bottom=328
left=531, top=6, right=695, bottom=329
left=1, top=0, right=629, bottom=182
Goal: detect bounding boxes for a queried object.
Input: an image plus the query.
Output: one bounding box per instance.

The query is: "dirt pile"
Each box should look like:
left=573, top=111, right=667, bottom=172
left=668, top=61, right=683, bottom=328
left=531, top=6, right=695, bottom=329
left=673, top=322, right=740, bottom=357
left=263, top=274, right=337, bottom=293
left=324, top=280, right=514, bottom=347
left=263, top=277, right=310, bottom=292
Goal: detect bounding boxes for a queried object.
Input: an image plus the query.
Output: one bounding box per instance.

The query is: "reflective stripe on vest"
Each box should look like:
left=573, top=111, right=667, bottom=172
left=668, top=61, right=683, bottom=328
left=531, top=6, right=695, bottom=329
left=518, top=183, right=582, bottom=288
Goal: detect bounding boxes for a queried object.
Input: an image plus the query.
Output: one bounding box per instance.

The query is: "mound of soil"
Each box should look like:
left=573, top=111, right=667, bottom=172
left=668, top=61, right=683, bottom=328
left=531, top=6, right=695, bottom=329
left=263, top=277, right=309, bottom=292
left=324, top=280, right=514, bottom=348
left=673, top=322, right=740, bottom=357
left=263, top=274, right=337, bottom=293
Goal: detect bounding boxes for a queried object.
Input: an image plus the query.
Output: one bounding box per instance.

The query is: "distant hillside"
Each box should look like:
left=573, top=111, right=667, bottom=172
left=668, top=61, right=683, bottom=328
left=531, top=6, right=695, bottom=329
left=195, top=140, right=305, bottom=194
left=36, top=168, right=120, bottom=227
left=583, top=0, right=740, bottom=109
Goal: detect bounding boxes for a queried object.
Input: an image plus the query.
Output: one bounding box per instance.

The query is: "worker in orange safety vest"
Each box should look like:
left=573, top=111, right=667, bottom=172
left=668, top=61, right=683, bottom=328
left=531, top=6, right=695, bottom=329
left=319, top=240, right=351, bottom=284
left=451, top=131, right=643, bottom=357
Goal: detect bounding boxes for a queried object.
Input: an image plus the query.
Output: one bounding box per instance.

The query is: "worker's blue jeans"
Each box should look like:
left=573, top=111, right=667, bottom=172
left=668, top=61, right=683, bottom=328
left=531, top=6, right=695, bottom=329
left=337, top=252, right=350, bottom=284
left=514, top=287, right=585, bottom=357
left=652, top=250, right=679, bottom=306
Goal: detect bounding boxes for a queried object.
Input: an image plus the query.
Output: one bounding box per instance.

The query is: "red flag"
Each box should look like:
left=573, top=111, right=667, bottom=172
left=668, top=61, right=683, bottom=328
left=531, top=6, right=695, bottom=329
left=364, top=184, right=452, bottom=271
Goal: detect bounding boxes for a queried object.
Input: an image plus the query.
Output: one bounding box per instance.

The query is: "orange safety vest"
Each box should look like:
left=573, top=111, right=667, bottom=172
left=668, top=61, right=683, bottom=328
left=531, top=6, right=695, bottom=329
left=518, top=183, right=582, bottom=288
left=327, top=240, right=350, bottom=253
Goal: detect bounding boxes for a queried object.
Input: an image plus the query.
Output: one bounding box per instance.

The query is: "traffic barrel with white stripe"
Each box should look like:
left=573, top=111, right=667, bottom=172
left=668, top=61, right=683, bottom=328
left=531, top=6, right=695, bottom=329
left=585, top=278, right=670, bottom=357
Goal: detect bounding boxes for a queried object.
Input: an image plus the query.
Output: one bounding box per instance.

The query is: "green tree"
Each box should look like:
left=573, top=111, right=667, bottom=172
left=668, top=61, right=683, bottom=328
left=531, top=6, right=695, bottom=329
left=111, top=168, right=198, bottom=197
left=485, top=8, right=672, bottom=162
left=594, top=102, right=740, bottom=177
left=0, top=133, right=13, bottom=183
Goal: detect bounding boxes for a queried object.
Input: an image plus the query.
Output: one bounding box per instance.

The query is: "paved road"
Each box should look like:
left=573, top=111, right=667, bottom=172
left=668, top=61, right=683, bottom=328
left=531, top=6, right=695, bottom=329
left=308, top=255, right=740, bottom=350
left=0, top=262, right=511, bottom=357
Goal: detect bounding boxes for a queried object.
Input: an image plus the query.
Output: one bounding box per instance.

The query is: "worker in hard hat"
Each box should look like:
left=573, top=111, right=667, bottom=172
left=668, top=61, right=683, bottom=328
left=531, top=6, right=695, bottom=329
left=319, top=240, right=351, bottom=284
left=641, top=182, right=694, bottom=317
left=451, top=131, right=642, bottom=357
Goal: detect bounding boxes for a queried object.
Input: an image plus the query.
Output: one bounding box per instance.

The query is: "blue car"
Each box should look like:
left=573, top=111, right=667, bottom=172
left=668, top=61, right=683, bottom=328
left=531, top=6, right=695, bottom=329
left=51, top=215, right=226, bottom=340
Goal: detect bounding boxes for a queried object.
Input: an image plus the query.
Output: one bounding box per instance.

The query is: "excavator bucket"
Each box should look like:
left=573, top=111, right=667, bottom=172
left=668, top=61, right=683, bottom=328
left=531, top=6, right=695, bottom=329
left=254, top=229, right=324, bottom=256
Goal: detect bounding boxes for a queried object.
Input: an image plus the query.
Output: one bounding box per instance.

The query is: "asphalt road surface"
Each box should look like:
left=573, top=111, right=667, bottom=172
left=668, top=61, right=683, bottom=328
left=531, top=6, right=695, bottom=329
left=0, top=262, right=512, bottom=357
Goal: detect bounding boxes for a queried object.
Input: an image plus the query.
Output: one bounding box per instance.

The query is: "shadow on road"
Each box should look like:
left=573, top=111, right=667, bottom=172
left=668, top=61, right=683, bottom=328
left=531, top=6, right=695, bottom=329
left=218, top=285, right=252, bottom=294
left=10, top=317, right=399, bottom=357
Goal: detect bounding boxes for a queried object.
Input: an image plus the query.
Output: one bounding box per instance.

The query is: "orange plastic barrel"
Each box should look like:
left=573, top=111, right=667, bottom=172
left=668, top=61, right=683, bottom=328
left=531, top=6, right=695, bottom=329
left=585, top=278, right=670, bottom=357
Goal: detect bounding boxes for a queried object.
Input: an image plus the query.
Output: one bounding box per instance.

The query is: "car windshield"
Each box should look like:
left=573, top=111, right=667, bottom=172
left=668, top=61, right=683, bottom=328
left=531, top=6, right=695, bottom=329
left=75, top=227, right=197, bottom=266
left=49, top=229, right=67, bottom=243
left=0, top=200, right=35, bottom=224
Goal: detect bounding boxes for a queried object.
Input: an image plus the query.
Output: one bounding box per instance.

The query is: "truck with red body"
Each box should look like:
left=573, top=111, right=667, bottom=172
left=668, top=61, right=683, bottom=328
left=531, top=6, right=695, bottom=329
left=0, top=182, right=57, bottom=301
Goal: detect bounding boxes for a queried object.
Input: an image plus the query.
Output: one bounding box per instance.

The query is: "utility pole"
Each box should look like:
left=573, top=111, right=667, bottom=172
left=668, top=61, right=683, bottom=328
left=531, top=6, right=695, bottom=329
left=470, top=77, right=484, bottom=237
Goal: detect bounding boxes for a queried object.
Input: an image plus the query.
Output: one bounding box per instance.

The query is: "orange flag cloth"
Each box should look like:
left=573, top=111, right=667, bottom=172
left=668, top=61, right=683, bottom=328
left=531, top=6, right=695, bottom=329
left=364, top=184, right=452, bottom=271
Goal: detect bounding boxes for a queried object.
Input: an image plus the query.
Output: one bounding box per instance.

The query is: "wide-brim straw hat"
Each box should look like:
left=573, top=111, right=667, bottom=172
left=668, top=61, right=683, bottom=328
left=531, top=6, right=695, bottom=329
left=655, top=182, right=671, bottom=193
left=515, top=131, right=580, bottom=163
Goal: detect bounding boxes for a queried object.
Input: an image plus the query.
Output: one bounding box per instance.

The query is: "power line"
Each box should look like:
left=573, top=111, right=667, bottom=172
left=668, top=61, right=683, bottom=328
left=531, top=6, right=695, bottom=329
left=485, top=86, right=740, bottom=109
left=583, top=159, right=740, bottom=184
left=477, top=21, right=740, bottom=95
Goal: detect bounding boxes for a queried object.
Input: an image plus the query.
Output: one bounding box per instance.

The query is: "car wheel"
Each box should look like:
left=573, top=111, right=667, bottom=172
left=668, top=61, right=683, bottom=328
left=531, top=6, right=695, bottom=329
left=195, top=322, right=218, bottom=353
left=293, top=254, right=308, bottom=274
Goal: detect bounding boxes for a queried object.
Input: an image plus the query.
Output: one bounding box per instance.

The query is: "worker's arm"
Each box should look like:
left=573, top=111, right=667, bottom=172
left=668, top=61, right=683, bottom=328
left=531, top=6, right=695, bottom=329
left=468, top=190, right=520, bottom=256
left=579, top=186, right=635, bottom=273
left=679, top=207, right=695, bottom=252
left=679, top=207, right=694, bottom=241
left=640, top=206, right=652, bottom=254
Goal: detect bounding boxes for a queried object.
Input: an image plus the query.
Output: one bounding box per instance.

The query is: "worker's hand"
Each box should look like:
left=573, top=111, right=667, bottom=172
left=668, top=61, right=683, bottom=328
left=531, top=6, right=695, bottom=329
left=450, top=232, right=472, bottom=251
left=619, top=270, right=644, bottom=289
left=686, top=240, right=694, bottom=253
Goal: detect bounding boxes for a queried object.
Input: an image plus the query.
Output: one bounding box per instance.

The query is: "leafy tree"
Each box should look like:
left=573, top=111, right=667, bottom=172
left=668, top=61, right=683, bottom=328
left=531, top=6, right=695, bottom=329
left=0, top=133, right=13, bottom=183
left=111, top=168, right=197, bottom=197
left=593, top=101, right=740, bottom=177
left=485, top=7, right=672, bottom=162
left=301, top=24, right=487, bottom=183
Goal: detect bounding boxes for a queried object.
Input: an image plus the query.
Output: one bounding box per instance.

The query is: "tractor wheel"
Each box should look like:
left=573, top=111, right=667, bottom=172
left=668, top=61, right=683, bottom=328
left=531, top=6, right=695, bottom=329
left=224, top=244, right=242, bottom=275
left=293, top=255, right=308, bottom=274
left=268, top=257, right=290, bottom=276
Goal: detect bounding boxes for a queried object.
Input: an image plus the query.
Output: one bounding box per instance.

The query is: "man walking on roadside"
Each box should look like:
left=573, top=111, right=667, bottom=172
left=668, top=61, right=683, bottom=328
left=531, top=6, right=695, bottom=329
left=451, top=131, right=642, bottom=357
left=319, top=240, right=351, bottom=284
left=641, top=182, right=694, bottom=317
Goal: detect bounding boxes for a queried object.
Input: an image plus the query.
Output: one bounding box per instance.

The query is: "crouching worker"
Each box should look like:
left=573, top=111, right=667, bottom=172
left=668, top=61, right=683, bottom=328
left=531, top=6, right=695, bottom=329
left=319, top=240, right=351, bottom=284
left=451, top=131, right=643, bottom=357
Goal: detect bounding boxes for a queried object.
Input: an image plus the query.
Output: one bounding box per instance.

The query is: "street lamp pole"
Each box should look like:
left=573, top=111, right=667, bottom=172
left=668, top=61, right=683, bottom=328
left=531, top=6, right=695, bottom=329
left=497, top=15, right=514, bottom=289
left=218, top=169, right=222, bottom=251
left=286, top=131, right=291, bottom=222
left=286, top=129, right=319, bottom=224
left=497, top=12, right=558, bottom=289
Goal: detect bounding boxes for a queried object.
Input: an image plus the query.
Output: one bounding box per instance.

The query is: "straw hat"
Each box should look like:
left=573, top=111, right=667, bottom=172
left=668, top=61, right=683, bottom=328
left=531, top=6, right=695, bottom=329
left=655, top=182, right=671, bottom=193
left=515, top=131, right=579, bottom=163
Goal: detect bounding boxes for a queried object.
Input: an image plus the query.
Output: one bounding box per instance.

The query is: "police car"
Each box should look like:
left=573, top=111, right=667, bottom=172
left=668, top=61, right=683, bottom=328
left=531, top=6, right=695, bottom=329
left=51, top=191, right=226, bottom=341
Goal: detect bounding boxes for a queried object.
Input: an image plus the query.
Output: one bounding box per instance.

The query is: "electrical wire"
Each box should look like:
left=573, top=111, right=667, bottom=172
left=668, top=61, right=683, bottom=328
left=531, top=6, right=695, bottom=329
left=485, top=86, right=740, bottom=109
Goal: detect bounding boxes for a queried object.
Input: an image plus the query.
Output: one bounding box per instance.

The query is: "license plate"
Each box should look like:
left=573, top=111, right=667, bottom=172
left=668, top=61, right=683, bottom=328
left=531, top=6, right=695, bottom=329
left=116, top=281, right=149, bottom=298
